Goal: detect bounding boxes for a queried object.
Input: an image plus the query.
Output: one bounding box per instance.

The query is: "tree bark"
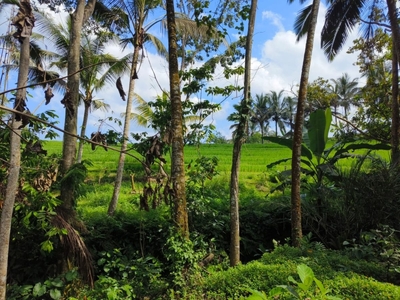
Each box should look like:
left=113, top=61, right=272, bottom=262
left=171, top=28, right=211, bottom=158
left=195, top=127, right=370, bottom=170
left=290, top=0, right=320, bottom=247
left=108, top=50, right=139, bottom=215
left=166, top=0, right=189, bottom=237
left=60, top=0, right=96, bottom=217
left=0, top=1, right=32, bottom=296
left=390, top=43, right=399, bottom=166
left=387, top=0, right=400, bottom=166
left=108, top=7, right=143, bottom=215
left=229, top=0, right=258, bottom=266
left=76, top=100, right=91, bottom=163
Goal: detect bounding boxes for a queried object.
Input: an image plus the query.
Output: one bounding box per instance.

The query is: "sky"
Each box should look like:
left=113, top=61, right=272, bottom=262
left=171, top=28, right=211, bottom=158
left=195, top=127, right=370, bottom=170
left=0, top=1, right=362, bottom=140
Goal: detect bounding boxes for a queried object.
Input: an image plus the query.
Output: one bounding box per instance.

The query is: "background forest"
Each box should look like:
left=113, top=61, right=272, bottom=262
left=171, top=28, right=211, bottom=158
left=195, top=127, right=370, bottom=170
left=1, top=0, right=400, bottom=299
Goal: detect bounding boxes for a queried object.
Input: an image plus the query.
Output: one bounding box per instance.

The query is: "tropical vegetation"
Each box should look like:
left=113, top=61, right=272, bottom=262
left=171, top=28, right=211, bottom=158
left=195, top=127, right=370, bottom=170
left=1, top=0, right=400, bottom=299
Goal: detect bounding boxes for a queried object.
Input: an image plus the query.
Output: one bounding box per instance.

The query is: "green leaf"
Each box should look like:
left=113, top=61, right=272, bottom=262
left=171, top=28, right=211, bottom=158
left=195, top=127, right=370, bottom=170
left=264, top=136, right=313, bottom=160
left=49, top=288, right=62, bottom=300
left=308, top=108, right=331, bottom=159
left=297, top=264, right=314, bottom=284
left=50, top=278, right=64, bottom=288
left=245, top=288, right=268, bottom=299
left=33, top=283, right=46, bottom=297
left=314, top=277, right=328, bottom=295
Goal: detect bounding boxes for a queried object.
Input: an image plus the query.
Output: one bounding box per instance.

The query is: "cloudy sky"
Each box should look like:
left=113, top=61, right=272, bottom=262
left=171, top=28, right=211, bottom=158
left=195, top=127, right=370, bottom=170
left=1, top=1, right=362, bottom=140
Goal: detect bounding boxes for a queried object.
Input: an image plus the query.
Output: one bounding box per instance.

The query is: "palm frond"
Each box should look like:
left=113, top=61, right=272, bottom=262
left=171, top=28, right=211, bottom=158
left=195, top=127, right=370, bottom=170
left=321, top=0, right=366, bottom=61
left=293, top=4, right=313, bottom=41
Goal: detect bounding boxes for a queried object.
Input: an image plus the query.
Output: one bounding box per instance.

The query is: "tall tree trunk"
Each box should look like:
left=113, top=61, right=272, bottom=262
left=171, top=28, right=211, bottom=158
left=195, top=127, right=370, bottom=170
left=166, top=0, right=189, bottom=237
left=60, top=0, right=96, bottom=219
left=290, top=0, right=320, bottom=247
left=229, top=0, right=258, bottom=266
left=76, top=100, right=90, bottom=163
left=390, top=44, right=399, bottom=166
left=108, top=49, right=139, bottom=215
left=387, top=0, right=400, bottom=166
left=0, top=1, right=32, bottom=297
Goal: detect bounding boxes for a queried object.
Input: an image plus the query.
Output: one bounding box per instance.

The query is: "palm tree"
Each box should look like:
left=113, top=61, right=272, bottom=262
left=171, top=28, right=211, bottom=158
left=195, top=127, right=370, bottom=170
left=0, top=1, right=33, bottom=297
left=289, top=0, right=321, bottom=247
left=283, top=96, right=297, bottom=138
left=105, top=0, right=168, bottom=216
left=250, top=93, right=271, bottom=142
left=269, top=90, right=290, bottom=137
left=330, top=73, right=359, bottom=118
left=59, top=0, right=97, bottom=220
left=36, top=13, right=128, bottom=163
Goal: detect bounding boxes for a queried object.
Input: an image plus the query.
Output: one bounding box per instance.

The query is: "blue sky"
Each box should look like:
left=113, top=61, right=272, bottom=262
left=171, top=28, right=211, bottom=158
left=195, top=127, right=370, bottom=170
left=0, top=1, right=362, bottom=140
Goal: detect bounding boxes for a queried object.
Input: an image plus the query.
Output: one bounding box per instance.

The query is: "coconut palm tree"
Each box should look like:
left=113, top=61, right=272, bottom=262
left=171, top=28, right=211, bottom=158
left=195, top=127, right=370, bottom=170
left=288, top=0, right=321, bottom=247
left=283, top=95, right=297, bottom=138
left=330, top=73, right=359, bottom=118
left=36, top=13, right=129, bottom=163
left=250, top=93, right=271, bottom=142
left=105, top=0, right=169, bottom=216
left=268, top=90, right=290, bottom=137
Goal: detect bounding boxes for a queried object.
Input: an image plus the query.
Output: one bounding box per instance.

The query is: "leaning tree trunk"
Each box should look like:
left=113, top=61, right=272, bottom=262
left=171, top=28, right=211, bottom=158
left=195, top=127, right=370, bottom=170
left=166, top=0, right=189, bottom=237
left=0, top=1, right=32, bottom=297
left=290, top=0, right=320, bottom=248
left=387, top=0, right=400, bottom=167
left=60, top=0, right=96, bottom=220
left=108, top=30, right=141, bottom=216
left=229, top=0, right=258, bottom=266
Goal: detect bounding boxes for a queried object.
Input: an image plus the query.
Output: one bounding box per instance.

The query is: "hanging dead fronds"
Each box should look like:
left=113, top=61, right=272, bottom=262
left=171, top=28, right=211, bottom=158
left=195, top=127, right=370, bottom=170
left=51, top=214, right=94, bottom=288
left=90, top=132, right=107, bottom=151
left=115, top=77, right=126, bottom=101
left=60, top=89, right=73, bottom=117
left=44, top=86, right=54, bottom=105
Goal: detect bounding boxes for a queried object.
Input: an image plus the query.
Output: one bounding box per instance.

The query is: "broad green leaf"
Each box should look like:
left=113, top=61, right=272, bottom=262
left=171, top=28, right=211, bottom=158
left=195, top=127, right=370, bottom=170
left=264, top=136, right=313, bottom=160
left=49, top=288, right=62, bottom=300
left=308, top=109, right=331, bottom=159
left=297, top=264, right=314, bottom=285
left=33, top=283, right=46, bottom=297
left=245, top=288, right=268, bottom=300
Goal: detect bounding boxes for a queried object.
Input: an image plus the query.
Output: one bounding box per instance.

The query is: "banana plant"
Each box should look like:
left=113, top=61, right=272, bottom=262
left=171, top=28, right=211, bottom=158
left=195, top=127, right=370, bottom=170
left=264, top=108, right=391, bottom=193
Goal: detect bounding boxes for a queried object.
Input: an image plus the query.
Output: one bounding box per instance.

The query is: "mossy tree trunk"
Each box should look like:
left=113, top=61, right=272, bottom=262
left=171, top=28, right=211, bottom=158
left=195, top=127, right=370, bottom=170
left=166, top=0, right=189, bottom=237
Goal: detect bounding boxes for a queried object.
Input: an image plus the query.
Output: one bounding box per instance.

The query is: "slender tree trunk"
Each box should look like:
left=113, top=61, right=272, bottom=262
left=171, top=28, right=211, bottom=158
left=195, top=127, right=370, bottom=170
left=229, top=0, right=258, bottom=266
left=0, top=2, right=32, bottom=296
left=108, top=50, right=139, bottom=215
left=290, top=0, right=320, bottom=247
left=60, top=0, right=96, bottom=219
left=387, top=0, right=400, bottom=166
left=76, top=101, right=90, bottom=163
left=390, top=43, right=399, bottom=166
left=166, top=0, right=189, bottom=237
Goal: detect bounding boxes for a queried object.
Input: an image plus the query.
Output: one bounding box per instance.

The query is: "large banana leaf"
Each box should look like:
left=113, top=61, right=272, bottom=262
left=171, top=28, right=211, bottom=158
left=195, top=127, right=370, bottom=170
left=308, top=108, right=332, bottom=159
left=264, top=136, right=313, bottom=160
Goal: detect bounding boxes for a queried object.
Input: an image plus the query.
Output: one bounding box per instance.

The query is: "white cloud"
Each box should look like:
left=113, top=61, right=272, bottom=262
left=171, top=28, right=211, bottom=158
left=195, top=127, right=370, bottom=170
left=262, top=11, right=285, bottom=32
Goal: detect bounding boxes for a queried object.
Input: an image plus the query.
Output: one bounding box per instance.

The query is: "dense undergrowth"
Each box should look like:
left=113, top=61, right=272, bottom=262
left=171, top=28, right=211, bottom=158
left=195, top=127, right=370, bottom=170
left=4, top=141, right=400, bottom=299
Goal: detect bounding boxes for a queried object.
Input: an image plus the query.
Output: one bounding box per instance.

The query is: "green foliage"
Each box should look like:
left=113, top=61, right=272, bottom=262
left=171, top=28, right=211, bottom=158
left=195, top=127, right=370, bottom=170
left=7, top=270, right=79, bottom=300
left=200, top=245, right=400, bottom=299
